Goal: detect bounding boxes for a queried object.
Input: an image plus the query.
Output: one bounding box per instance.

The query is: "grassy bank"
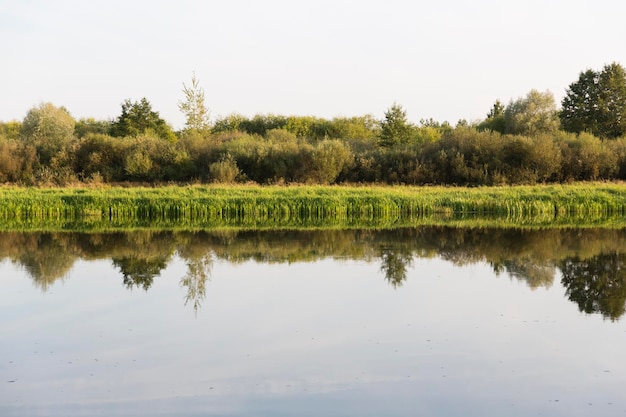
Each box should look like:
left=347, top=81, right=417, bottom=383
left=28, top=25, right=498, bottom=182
left=0, top=183, right=624, bottom=230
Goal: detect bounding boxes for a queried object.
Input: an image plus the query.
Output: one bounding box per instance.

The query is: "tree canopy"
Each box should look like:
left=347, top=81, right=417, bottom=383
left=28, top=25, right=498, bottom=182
left=560, top=62, right=626, bottom=139
left=20, top=102, right=76, bottom=164
left=379, top=103, right=413, bottom=147
left=111, top=98, right=176, bottom=141
left=503, top=90, right=560, bottom=136
left=478, top=100, right=506, bottom=133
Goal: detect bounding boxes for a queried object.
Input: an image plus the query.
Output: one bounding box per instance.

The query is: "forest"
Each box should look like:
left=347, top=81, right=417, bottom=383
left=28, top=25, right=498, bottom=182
left=1, top=63, right=626, bottom=186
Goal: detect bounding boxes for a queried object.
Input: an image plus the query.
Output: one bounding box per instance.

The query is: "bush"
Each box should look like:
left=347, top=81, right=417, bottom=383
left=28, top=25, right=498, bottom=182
left=209, top=154, right=240, bottom=183
left=21, top=102, right=76, bottom=165
left=307, top=140, right=354, bottom=184
left=559, top=132, right=617, bottom=181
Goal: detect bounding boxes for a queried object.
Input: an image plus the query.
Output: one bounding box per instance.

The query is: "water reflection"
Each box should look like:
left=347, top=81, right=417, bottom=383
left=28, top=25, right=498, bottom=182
left=561, top=252, right=626, bottom=320
left=113, top=255, right=170, bottom=291
left=379, top=244, right=413, bottom=288
left=2, top=227, right=626, bottom=319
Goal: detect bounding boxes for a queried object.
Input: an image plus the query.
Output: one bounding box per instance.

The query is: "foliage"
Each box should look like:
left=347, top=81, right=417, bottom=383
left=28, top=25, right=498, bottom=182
left=178, top=73, right=211, bottom=132
left=478, top=100, right=506, bottom=133
left=0, top=120, right=21, bottom=141
left=6, top=62, right=626, bottom=187
left=73, top=133, right=128, bottom=181
left=211, top=113, right=380, bottom=143
left=20, top=102, right=76, bottom=165
left=560, top=62, right=626, bottom=139
left=504, top=90, right=560, bottom=136
left=75, top=118, right=113, bottom=138
left=308, top=140, right=354, bottom=184
left=209, top=153, right=240, bottom=183
left=110, top=98, right=176, bottom=141
left=558, top=132, right=617, bottom=181
left=379, top=103, right=414, bottom=147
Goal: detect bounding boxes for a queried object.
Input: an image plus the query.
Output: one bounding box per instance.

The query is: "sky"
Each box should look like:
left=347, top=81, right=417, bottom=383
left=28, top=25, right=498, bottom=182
left=1, top=0, right=626, bottom=129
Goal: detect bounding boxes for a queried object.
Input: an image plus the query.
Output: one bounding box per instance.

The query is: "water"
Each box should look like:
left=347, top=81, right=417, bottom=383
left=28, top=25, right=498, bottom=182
left=1, top=228, right=626, bottom=416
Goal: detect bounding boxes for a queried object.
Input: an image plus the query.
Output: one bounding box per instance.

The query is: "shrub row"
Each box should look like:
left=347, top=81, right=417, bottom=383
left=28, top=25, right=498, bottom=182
left=1, top=125, right=626, bottom=186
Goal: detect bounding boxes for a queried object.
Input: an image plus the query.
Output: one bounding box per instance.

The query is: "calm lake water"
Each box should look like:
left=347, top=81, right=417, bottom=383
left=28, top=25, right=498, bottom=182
left=1, top=227, right=626, bottom=416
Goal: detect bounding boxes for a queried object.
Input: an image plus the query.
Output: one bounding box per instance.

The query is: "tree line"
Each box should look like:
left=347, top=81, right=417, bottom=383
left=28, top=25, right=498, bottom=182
left=1, top=63, right=626, bottom=186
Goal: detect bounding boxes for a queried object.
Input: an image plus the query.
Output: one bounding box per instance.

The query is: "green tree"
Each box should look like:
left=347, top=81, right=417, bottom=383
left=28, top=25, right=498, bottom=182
left=75, top=118, right=113, bottom=138
left=212, top=113, right=247, bottom=133
left=478, top=100, right=506, bottom=133
left=560, top=69, right=600, bottom=135
left=0, top=120, right=21, bottom=141
left=309, top=139, right=354, bottom=184
left=111, top=98, right=176, bottom=141
left=379, top=103, right=413, bottom=147
left=20, top=102, right=76, bottom=165
left=597, top=63, right=626, bottom=138
left=178, top=73, right=211, bottom=132
left=504, top=90, right=560, bottom=136
left=560, top=62, right=626, bottom=139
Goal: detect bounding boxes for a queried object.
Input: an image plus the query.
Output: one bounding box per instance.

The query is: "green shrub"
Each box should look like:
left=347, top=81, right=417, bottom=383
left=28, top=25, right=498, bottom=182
left=209, top=154, right=240, bottom=183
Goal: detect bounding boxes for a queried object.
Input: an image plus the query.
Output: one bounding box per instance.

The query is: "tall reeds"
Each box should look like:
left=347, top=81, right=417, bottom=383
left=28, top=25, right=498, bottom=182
left=0, top=183, right=624, bottom=230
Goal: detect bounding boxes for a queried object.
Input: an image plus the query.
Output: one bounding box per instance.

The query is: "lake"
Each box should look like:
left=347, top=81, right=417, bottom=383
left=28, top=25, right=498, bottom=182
left=1, top=227, right=626, bottom=416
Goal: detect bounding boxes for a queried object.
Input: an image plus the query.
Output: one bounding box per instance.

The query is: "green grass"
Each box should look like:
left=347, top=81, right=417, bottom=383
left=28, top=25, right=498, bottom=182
left=0, top=183, right=624, bottom=231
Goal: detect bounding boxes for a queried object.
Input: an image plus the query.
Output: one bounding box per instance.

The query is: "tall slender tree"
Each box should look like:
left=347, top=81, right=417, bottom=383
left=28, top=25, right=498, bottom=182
left=178, top=73, right=211, bottom=132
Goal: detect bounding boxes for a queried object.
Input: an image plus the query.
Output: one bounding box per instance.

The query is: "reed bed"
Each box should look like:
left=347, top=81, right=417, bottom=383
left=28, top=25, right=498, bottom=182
left=0, top=183, right=624, bottom=230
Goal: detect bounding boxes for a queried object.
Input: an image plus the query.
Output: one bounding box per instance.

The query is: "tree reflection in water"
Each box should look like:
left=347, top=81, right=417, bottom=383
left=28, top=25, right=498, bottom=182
left=180, top=255, right=212, bottom=314
left=561, top=253, right=626, bottom=321
left=379, top=245, right=413, bottom=288
left=3, top=227, right=626, bottom=319
left=15, top=234, right=77, bottom=291
left=113, top=255, right=170, bottom=291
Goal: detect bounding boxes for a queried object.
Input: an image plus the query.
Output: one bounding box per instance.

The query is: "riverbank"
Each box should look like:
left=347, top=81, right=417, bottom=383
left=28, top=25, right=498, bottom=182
left=0, top=183, right=624, bottom=230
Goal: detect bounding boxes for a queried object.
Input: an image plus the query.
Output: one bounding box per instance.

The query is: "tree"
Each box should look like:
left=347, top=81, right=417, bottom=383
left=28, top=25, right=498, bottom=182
left=75, top=118, right=113, bottom=138
left=111, top=98, right=176, bottom=141
left=309, top=139, right=354, bottom=184
left=0, top=120, right=21, bottom=141
left=20, top=102, right=76, bottom=164
left=478, top=100, right=506, bottom=133
left=560, top=69, right=600, bottom=135
left=597, top=63, right=626, bottom=138
left=560, top=62, right=626, bottom=139
left=178, top=73, right=211, bottom=132
left=504, top=90, right=560, bottom=136
left=379, top=103, right=413, bottom=147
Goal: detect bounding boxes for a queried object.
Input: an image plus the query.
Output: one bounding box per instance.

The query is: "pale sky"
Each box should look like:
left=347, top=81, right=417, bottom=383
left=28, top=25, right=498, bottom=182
left=1, top=0, right=625, bottom=129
